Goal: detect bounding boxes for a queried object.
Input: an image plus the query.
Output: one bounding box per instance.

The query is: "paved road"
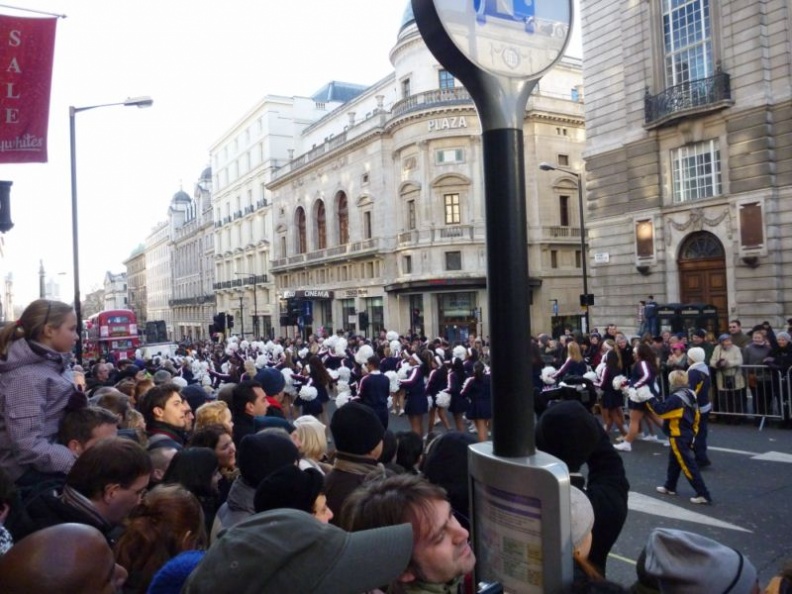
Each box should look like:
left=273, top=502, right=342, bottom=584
left=334, top=404, right=792, bottom=588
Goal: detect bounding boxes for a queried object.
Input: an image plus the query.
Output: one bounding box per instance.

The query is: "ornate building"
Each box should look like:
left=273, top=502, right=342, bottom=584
left=581, top=0, right=792, bottom=334
left=144, top=219, right=172, bottom=340
left=262, top=8, right=585, bottom=339
left=123, top=245, right=147, bottom=327
left=170, top=169, right=216, bottom=341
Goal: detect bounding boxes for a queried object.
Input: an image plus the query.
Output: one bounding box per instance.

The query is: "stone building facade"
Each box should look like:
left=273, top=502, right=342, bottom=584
left=263, top=9, right=585, bottom=339
left=170, top=169, right=216, bottom=341
left=144, top=220, right=172, bottom=340
left=580, top=0, right=792, bottom=335
left=123, top=245, right=147, bottom=327
left=103, top=271, right=128, bottom=310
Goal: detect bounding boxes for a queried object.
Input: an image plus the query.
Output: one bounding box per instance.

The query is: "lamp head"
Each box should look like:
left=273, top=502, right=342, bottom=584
left=124, top=96, right=153, bottom=108
left=539, top=162, right=556, bottom=171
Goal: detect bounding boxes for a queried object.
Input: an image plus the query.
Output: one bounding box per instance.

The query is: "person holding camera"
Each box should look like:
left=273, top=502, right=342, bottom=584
left=710, top=334, right=745, bottom=423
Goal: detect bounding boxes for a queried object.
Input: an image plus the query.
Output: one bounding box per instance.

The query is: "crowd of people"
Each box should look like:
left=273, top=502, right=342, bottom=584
left=0, top=298, right=787, bottom=592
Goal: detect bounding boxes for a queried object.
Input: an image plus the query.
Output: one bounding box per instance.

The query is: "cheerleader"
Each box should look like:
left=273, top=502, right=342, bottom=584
left=399, top=352, right=429, bottom=436
left=462, top=361, right=492, bottom=442
left=614, top=343, right=662, bottom=452
left=596, top=340, right=628, bottom=439
left=425, top=350, right=451, bottom=431
left=447, top=347, right=468, bottom=432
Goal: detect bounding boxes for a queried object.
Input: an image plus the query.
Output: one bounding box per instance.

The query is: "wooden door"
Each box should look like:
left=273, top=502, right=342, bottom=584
left=678, top=232, right=727, bottom=333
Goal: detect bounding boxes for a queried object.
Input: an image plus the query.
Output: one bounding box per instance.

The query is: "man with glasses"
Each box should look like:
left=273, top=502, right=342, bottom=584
left=9, top=437, right=151, bottom=545
left=728, top=320, right=750, bottom=349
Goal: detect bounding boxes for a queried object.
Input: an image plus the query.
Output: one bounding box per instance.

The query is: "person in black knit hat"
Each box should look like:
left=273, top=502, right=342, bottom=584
left=324, top=402, right=386, bottom=525
left=536, top=400, right=630, bottom=577
left=254, top=465, right=333, bottom=523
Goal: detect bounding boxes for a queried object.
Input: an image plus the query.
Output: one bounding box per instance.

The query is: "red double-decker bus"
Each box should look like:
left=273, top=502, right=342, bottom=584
left=83, top=309, right=140, bottom=362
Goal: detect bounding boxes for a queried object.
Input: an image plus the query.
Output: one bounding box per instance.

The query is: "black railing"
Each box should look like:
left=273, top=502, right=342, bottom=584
left=645, top=69, right=731, bottom=126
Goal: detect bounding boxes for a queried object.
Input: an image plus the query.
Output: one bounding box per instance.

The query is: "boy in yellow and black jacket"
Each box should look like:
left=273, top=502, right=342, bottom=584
left=629, top=369, right=712, bottom=504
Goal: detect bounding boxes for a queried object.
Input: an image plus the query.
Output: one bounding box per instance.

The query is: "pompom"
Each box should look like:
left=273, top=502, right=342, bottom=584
left=335, top=391, right=352, bottom=408
left=630, top=385, right=653, bottom=402
left=452, top=345, right=467, bottom=361
left=387, top=395, right=393, bottom=409
left=355, top=344, right=374, bottom=365
left=337, top=365, right=351, bottom=382
left=583, top=371, right=597, bottom=382
left=397, top=363, right=411, bottom=380
left=540, top=366, right=557, bottom=385
left=281, top=368, right=297, bottom=395
left=612, top=375, right=628, bottom=391
left=385, top=370, right=399, bottom=393
left=389, top=340, right=402, bottom=354
left=324, top=335, right=339, bottom=350
left=427, top=395, right=434, bottom=410
left=240, top=340, right=250, bottom=351
left=328, top=369, right=339, bottom=380
left=298, top=348, right=309, bottom=360
left=334, top=338, right=348, bottom=357
left=435, top=390, right=451, bottom=408
left=299, top=385, right=318, bottom=402
left=255, top=355, right=268, bottom=369
left=386, top=330, right=399, bottom=342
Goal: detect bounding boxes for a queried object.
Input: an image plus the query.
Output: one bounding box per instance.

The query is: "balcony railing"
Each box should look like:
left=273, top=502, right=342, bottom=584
left=542, top=226, right=581, bottom=239
left=645, top=69, right=732, bottom=128
left=392, top=87, right=473, bottom=118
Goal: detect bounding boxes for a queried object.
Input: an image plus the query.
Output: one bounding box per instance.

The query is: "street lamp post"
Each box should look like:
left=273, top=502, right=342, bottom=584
left=233, top=272, right=258, bottom=339
left=71, top=96, right=153, bottom=364
left=540, top=162, right=591, bottom=334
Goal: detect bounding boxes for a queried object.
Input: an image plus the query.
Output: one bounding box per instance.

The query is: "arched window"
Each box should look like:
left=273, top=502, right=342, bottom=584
left=679, top=231, right=724, bottom=260
left=337, top=192, right=349, bottom=245
left=295, top=207, right=307, bottom=254
left=316, top=200, right=327, bottom=249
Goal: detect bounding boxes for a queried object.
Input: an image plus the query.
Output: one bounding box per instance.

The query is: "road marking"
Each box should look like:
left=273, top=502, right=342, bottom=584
left=708, top=446, right=792, bottom=463
left=628, top=492, right=752, bottom=533
left=608, top=552, right=636, bottom=566
left=751, top=451, right=792, bottom=463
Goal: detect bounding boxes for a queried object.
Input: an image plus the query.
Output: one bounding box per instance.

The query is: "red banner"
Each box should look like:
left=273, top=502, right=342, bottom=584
left=0, top=15, right=57, bottom=163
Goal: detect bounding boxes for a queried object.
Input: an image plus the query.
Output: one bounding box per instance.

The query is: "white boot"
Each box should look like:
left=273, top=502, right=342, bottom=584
left=614, top=441, right=632, bottom=452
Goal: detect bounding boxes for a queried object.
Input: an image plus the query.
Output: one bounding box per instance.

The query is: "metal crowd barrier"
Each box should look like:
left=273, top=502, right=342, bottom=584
left=709, top=364, right=789, bottom=428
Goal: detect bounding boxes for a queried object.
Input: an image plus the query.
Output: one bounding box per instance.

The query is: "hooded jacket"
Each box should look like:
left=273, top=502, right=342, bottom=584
left=0, top=339, right=77, bottom=481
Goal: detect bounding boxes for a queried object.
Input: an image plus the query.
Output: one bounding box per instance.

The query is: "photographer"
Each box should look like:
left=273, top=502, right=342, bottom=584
left=709, top=334, right=745, bottom=423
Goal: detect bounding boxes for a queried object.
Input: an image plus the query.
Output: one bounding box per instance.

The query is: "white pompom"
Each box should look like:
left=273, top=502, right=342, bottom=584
left=386, top=330, right=399, bottom=342
left=335, top=391, right=352, bottom=408
left=452, top=345, right=467, bottom=361
left=435, top=390, right=451, bottom=408
left=335, top=338, right=348, bottom=357
left=240, top=340, right=250, bottom=350
left=389, top=340, right=401, bottom=354
left=397, top=363, right=410, bottom=380
left=255, top=355, right=268, bottom=369
left=385, top=371, right=399, bottom=393
left=612, top=375, right=627, bottom=391
left=328, top=369, right=339, bottom=380
left=299, top=385, right=318, bottom=402
left=298, top=348, right=309, bottom=360
left=540, top=366, right=557, bottom=385
left=355, top=344, right=374, bottom=365
left=427, top=395, right=433, bottom=410
left=583, top=371, right=597, bottom=382
left=281, top=368, right=297, bottom=395
left=337, top=365, right=351, bottom=382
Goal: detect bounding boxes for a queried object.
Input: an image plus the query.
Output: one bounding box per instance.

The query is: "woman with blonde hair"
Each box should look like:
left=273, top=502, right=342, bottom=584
left=195, top=400, right=233, bottom=433
left=552, top=340, right=588, bottom=382
left=0, top=299, right=81, bottom=488
left=114, top=484, right=207, bottom=594
left=293, top=415, right=332, bottom=475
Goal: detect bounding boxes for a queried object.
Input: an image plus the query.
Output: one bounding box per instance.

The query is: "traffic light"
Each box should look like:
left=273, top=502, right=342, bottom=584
left=226, top=314, right=234, bottom=329
left=213, top=312, right=226, bottom=333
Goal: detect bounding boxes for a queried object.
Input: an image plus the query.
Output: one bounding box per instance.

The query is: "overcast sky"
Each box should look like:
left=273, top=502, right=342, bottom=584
left=1, top=0, right=582, bottom=309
